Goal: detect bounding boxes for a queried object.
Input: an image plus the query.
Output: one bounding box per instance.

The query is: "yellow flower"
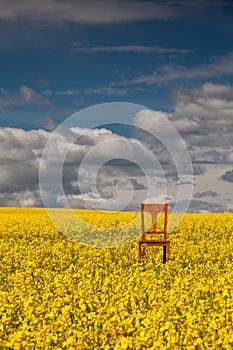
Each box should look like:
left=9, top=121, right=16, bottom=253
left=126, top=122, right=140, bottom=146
left=0, top=208, right=232, bottom=349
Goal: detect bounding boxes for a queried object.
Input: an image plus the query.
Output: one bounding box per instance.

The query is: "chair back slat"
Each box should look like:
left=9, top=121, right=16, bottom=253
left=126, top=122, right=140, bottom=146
left=141, top=203, right=168, bottom=240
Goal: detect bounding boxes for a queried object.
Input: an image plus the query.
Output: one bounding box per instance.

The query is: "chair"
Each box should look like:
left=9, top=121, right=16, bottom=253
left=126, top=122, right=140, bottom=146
left=139, top=203, right=170, bottom=263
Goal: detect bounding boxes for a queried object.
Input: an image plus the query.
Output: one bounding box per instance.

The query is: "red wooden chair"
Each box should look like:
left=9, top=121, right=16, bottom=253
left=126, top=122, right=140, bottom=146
left=139, top=203, right=170, bottom=263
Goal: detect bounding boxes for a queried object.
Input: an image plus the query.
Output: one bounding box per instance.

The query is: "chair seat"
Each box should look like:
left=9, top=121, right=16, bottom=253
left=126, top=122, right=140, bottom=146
left=145, top=231, right=166, bottom=234
left=139, top=240, right=170, bottom=246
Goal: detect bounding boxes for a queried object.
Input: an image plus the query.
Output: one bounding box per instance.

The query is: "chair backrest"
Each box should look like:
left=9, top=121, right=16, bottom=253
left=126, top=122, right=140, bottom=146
left=141, top=203, right=168, bottom=240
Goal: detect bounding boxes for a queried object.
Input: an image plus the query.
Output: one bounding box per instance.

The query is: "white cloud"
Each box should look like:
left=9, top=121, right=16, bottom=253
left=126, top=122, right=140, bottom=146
left=115, top=52, right=233, bottom=86
left=0, top=0, right=228, bottom=25
left=133, top=109, right=192, bottom=174
left=72, top=44, right=192, bottom=54
left=126, top=83, right=233, bottom=212
left=169, top=83, right=233, bottom=159
left=42, top=89, right=80, bottom=96
left=0, top=125, right=164, bottom=209
left=173, top=83, right=233, bottom=120
left=0, top=127, right=47, bottom=161
left=134, top=109, right=170, bottom=131
left=0, top=0, right=192, bottom=24
left=143, top=194, right=174, bottom=204
left=227, top=203, right=233, bottom=212
left=0, top=128, right=49, bottom=196
left=0, top=85, right=50, bottom=109
left=84, top=85, right=154, bottom=96
left=0, top=190, right=42, bottom=207
left=84, top=86, right=132, bottom=97
left=1, top=81, right=233, bottom=212
left=226, top=152, right=233, bottom=162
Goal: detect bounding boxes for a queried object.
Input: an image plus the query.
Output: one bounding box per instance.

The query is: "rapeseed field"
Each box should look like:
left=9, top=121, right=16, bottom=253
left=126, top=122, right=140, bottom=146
left=0, top=208, right=232, bottom=349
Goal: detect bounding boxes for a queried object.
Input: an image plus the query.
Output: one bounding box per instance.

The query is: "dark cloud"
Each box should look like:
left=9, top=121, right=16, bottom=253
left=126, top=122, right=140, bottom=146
left=193, top=165, right=206, bottom=175
left=194, top=191, right=218, bottom=198
left=192, top=150, right=227, bottom=164
left=100, top=159, right=146, bottom=177
left=221, top=169, right=233, bottom=182
left=188, top=199, right=223, bottom=213
left=128, top=178, right=147, bottom=190
left=113, top=178, right=147, bottom=190
left=0, top=163, right=39, bottom=193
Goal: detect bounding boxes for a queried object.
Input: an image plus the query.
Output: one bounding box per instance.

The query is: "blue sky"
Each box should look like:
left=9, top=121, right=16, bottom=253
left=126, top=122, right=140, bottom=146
left=0, top=0, right=233, bottom=212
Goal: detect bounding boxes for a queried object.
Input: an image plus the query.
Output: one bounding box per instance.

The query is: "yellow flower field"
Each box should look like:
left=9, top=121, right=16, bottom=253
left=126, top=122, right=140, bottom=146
left=0, top=208, right=232, bottom=349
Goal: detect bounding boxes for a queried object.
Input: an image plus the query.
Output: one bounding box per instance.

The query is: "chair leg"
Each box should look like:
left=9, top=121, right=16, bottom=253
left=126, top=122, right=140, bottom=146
left=139, top=242, right=142, bottom=263
left=166, top=243, right=170, bottom=262
left=139, top=242, right=145, bottom=263
left=163, top=246, right=166, bottom=264
left=163, top=244, right=170, bottom=263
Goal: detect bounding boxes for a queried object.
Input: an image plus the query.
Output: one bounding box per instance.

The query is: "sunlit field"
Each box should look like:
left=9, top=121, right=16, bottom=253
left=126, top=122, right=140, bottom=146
left=0, top=208, right=232, bottom=349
